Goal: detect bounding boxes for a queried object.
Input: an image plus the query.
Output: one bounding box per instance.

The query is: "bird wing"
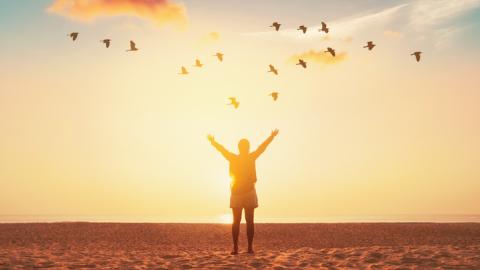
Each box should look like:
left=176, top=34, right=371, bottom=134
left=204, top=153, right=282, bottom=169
left=415, top=54, right=421, bottom=61
left=130, top=41, right=135, bottom=48
left=321, top=22, right=326, bottom=28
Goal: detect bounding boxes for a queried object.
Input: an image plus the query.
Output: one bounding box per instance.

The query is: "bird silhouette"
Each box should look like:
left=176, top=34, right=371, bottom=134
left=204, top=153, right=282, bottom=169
left=296, top=59, right=307, bottom=68
left=319, top=22, right=329, bottom=33
left=179, top=66, right=189, bottom=75
left=325, top=47, right=336, bottom=57
left=268, top=64, right=278, bottom=75
left=227, top=97, right=239, bottom=109
left=213, top=52, right=224, bottom=62
left=69, top=32, right=78, bottom=41
left=193, top=59, right=203, bottom=68
left=269, top=92, right=279, bottom=101
left=297, top=25, right=307, bottom=34
left=411, top=51, right=422, bottom=62
left=363, top=41, right=376, bottom=51
left=270, top=22, right=281, bottom=31
left=126, top=40, right=138, bottom=52
left=101, top=39, right=111, bottom=48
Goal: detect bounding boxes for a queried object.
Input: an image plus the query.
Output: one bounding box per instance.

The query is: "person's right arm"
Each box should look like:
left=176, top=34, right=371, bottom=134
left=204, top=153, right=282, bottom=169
left=207, top=135, right=234, bottom=161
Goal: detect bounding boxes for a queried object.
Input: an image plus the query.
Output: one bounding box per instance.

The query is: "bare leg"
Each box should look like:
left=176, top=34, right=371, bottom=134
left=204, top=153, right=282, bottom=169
left=245, top=208, right=255, bottom=253
left=231, top=208, right=242, bottom=255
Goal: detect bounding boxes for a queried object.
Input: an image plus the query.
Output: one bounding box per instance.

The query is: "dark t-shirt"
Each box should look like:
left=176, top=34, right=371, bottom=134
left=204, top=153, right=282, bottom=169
left=211, top=135, right=274, bottom=195
left=228, top=153, right=258, bottom=194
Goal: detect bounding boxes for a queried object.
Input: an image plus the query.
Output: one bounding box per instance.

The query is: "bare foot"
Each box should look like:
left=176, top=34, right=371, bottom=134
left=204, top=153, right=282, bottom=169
left=247, top=249, right=255, bottom=254
left=230, top=250, right=238, bottom=255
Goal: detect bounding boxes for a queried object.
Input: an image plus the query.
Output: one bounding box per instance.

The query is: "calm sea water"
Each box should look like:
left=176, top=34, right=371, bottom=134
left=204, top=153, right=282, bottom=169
left=1, top=215, right=479, bottom=223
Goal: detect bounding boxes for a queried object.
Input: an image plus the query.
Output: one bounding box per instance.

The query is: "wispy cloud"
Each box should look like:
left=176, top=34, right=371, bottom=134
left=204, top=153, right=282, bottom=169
left=247, top=0, right=480, bottom=50
left=47, top=0, right=187, bottom=29
left=409, top=0, right=480, bottom=28
left=289, top=50, right=348, bottom=66
left=245, top=4, right=407, bottom=40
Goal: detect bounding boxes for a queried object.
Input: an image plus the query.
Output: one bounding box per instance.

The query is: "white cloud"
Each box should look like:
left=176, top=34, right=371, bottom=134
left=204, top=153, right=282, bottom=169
left=245, top=0, right=480, bottom=50
left=409, top=0, right=480, bottom=28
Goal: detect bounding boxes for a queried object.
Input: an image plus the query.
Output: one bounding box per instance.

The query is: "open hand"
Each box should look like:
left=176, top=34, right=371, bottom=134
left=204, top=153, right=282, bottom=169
left=207, top=134, right=215, bottom=143
left=271, top=129, right=279, bottom=137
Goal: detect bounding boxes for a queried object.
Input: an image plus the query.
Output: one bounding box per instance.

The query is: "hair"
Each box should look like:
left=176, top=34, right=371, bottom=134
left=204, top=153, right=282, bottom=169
left=238, top=138, right=250, bottom=154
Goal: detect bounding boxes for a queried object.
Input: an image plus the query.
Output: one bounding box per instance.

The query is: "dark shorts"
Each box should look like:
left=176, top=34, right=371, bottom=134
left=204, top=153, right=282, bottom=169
left=230, top=189, right=258, bottom=208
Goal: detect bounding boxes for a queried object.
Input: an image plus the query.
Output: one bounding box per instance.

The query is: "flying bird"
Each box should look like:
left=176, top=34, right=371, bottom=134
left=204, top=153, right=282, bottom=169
left=297, top=25, right=307, bottom=34
left=268, top=64, right=278, bottom=75
left=269, top=92, right=279, bottom=101
left=68, top=32, right=78, bottom=41
left=126, top=40, right=138, bottom=52
left=325, top=47, right=336, bottom=57
left=227, top=97, right=239, bottom=109
left=319, top=22, right=329, bottom=33
left=179, top=66, right=189, bottom=75
left=411, top=51, right=422, bottom=62
left=363, top=41, right=376, bottom=51
left=270, top=22, right=281, bottom=31
left=296, top=59, right=307, bottom=68
left=213, top=52, right=224, bottom=62
left=193, top=59, right=203, bottom=68
left=101, top=39, right=111, bottom=48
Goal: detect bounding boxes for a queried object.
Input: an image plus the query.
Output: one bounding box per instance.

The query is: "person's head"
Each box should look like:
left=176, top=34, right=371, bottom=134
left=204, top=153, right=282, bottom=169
left=238, top=138, right=250, bottom=154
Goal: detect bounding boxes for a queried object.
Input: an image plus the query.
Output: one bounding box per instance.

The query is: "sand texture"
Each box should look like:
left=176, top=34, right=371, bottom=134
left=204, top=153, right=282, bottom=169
left=0, top=223, right=479, bottom=269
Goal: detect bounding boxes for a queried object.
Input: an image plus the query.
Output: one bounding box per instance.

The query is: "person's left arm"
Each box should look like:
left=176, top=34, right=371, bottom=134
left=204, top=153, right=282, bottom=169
left=251, top=129, right=279, bottom=159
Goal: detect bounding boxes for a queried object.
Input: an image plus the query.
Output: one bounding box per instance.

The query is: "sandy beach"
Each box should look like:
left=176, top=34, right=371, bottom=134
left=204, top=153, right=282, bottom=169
left=0, top=223, right=479, bottom=269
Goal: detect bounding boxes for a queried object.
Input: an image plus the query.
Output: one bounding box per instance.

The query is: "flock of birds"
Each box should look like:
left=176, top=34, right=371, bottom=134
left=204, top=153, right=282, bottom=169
left=268, top=21, right=422, bottom=61
left=67, top=20, right=423, bottom=110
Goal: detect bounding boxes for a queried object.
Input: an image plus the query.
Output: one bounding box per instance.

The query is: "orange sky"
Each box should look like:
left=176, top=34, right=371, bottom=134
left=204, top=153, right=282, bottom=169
left=1, top=0, right=480, bottom=222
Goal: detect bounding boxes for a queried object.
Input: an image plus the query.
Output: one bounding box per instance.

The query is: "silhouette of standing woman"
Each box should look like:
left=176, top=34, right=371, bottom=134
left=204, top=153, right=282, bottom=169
left=207, top=129, right=279, bottom=255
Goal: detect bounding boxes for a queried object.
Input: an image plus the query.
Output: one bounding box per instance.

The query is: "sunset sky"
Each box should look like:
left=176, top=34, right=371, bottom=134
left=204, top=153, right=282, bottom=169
left=1, top=0, right=480, bottom=222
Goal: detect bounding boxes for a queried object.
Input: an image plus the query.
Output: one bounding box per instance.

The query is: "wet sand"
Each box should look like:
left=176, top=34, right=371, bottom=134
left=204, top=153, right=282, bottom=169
left=1, top=223, right=479, bottom=269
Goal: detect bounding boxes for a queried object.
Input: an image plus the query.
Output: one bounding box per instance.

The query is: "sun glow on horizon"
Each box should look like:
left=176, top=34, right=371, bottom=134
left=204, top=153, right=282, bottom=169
left=217, top=213, right=233, bottom=224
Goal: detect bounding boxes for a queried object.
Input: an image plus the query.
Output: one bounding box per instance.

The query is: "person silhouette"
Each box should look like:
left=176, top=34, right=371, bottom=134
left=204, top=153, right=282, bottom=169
left=207, top=129, right=279, bottom=255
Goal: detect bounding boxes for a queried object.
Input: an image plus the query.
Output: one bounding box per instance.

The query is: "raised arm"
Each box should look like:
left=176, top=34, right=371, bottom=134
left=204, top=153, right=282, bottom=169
left=207, top=134, right=234, bottom=161
left=251, top=129, right=279, bottom=159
